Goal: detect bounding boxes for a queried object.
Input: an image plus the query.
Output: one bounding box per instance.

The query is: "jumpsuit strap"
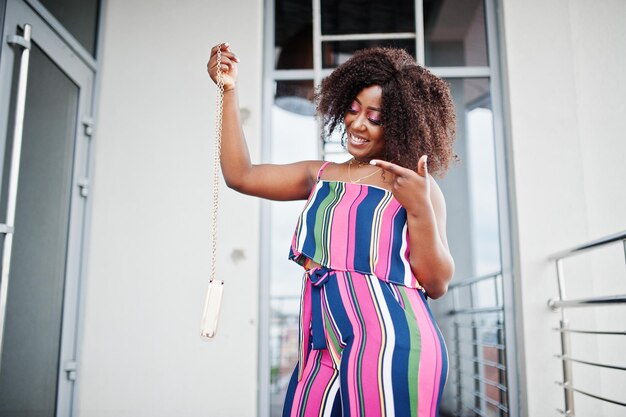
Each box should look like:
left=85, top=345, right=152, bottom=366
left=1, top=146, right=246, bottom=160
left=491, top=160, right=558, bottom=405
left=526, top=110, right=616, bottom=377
left=317, top=161, right=332, bottom=181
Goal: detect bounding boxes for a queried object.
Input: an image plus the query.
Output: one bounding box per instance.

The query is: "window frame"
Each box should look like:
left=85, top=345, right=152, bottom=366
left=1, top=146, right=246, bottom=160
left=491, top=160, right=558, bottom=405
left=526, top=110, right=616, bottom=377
left=259, top=1, right=521, bottom=416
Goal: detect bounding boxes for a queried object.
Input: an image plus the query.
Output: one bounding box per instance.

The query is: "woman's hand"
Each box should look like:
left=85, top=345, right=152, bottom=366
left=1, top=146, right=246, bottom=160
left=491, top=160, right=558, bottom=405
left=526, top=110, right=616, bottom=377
left=371, top=155, right=454, bottom=298
left=207, top=43, right=239, bottom=91
left=370, top=155, right=431, bottom=215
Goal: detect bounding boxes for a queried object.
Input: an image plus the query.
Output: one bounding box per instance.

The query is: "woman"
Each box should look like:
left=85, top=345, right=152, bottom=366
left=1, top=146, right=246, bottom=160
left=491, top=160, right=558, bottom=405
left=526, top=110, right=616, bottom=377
left=208, top=44, right=456, bottom=417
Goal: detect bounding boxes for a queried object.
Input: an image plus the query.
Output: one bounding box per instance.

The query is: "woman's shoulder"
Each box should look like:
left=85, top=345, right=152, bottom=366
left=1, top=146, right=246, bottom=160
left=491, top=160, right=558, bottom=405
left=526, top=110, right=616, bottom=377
left=309, top=160, right=330, bottom=178
left=315, top=160, right=339, bottom=178
left=292, top=160, right=330, bottom=186
left=311, top=160, right=349, bottom=181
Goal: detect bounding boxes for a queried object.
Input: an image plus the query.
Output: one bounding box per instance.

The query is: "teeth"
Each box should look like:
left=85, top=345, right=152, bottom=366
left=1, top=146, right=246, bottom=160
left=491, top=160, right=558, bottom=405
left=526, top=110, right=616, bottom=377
left=351, top=134, right=367, bottom=144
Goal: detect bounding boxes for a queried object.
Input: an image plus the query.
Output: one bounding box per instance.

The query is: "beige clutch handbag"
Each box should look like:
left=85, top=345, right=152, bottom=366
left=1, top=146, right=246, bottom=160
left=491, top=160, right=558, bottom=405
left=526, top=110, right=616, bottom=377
left=200, top=45, right=225, bottom=340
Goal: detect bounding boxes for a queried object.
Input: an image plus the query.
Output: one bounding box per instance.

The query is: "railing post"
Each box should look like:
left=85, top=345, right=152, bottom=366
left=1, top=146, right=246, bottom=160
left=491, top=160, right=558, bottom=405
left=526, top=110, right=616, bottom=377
left=453, top=320, right=462, bottom=415
left=469, top=283, right=481, bottom=411
left=472, top=318, right=480, bottom=411
left=555, top=259, right=566, bottom=316
left=559, top=319, right=575, bottom=416
left=497, top=319, right=507, bottom=417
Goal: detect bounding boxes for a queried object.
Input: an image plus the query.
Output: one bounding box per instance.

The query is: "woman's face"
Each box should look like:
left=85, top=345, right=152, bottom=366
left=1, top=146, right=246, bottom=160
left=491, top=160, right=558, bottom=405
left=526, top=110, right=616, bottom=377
left=344, top=85, right=385, bottom=161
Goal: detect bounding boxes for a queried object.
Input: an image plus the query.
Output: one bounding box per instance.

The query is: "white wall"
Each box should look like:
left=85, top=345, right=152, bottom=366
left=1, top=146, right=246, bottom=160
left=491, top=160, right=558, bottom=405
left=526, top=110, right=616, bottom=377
left=501, top=0, right=626, bottom=415
left=76, top=1, right=263, bottom=416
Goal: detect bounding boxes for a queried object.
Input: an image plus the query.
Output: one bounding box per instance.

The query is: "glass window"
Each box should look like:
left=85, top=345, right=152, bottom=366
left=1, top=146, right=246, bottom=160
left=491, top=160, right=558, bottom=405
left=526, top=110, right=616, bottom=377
left=439, top=77, right=500, bottom=281
left=321, top=0, right=415, bottom=35
left=322, top=39, right=416, bottom=68
left=39, top=0, right=101, bottom=56
left=434, top=77, right=506, bottom=415
left=269, top=80, right=319, bottom=415
left=275, top=0, right=313, bottom=69
left=424, top=0, right=489, bottom=66
left=0, top=41, right=79, bottom=414
left=275, top=80, right=316, bottom=115
left=268, top=2, right=502, bottom=416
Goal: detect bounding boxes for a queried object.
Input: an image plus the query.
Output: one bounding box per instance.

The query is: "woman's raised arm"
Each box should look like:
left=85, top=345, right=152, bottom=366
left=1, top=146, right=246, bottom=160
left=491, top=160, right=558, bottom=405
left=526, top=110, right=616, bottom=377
left=208, top=43, right=320, bottom=201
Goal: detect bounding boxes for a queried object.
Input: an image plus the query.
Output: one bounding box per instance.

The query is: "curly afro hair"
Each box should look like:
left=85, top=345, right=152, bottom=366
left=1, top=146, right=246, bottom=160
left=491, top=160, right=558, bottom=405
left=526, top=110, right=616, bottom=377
left=316, top=47, right=457, bottom=176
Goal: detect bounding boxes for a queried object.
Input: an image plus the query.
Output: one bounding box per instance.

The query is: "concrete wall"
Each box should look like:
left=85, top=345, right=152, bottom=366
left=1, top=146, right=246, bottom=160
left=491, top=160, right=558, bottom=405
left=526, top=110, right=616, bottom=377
left=76, top=1, right=263, bottom=416
left=500, top=0, right=626, bottom=415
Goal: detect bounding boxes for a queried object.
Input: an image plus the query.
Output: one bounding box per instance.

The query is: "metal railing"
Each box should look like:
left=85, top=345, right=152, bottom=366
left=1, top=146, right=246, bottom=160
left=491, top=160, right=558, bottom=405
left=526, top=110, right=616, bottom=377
left=446, top=272, right=510, bottom=417
left=548, top=231, right=626, bottom=416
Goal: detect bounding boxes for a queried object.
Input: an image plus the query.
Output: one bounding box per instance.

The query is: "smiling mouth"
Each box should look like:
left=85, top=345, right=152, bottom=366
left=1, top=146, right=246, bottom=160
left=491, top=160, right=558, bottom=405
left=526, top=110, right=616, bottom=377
left=349, top=133, right=368, bottom=145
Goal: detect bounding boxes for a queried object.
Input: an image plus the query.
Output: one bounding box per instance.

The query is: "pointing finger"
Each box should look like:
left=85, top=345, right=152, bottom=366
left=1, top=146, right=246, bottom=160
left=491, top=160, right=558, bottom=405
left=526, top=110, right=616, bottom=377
left=417, top=155, right=428, bottom=177
left=369, top=159, right=408, bottom=176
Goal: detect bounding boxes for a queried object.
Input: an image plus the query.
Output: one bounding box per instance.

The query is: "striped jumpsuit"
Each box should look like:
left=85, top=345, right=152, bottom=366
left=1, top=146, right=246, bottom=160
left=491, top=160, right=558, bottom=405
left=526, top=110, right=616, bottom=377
left=282, top=162, right=448, bottom=417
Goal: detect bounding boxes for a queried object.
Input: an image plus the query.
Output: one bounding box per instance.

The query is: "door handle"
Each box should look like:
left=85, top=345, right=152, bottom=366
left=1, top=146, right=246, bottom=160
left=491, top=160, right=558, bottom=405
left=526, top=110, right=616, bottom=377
left=0, top=225, right=14, bottom=234
left=0, top=23, right=32, bottom=373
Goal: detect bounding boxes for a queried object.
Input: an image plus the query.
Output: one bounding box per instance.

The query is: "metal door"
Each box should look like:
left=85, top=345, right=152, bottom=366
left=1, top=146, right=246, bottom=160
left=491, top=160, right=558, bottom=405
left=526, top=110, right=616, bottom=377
left=0, top=0, right=95, bottom=415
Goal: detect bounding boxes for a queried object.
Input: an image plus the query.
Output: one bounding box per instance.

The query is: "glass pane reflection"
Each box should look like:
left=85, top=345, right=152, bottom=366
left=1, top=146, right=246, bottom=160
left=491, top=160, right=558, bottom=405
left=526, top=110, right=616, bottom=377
left=424, top=0, right=489, bottom=66
left=275, top=0, right=313, bottom=69
left=433, top=77, right=504, bottom=414
left=275, top=80, right=316, bottom=116
left=39, top=0, right=101, bottom=56
left=269, top=93, right=318, bottom=416
left=440, top=77, right=500, bottom=281
left=321, top=0, right=415, bottom=35
left=322, top=39, right=416, bottom=69
left=0, top=42, right=79, bottom=415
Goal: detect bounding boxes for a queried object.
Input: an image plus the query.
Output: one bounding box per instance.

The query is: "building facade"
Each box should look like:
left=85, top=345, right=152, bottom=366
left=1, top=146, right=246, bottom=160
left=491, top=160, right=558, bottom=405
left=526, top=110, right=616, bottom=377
left=0, top=0, right=624, bottom=416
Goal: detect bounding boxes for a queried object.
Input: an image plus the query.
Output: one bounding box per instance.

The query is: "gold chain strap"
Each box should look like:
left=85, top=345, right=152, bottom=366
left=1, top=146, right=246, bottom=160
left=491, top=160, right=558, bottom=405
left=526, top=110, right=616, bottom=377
left=211, top=46, right=224, bottom=282
left=200, top=44, right=226, bottom=340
